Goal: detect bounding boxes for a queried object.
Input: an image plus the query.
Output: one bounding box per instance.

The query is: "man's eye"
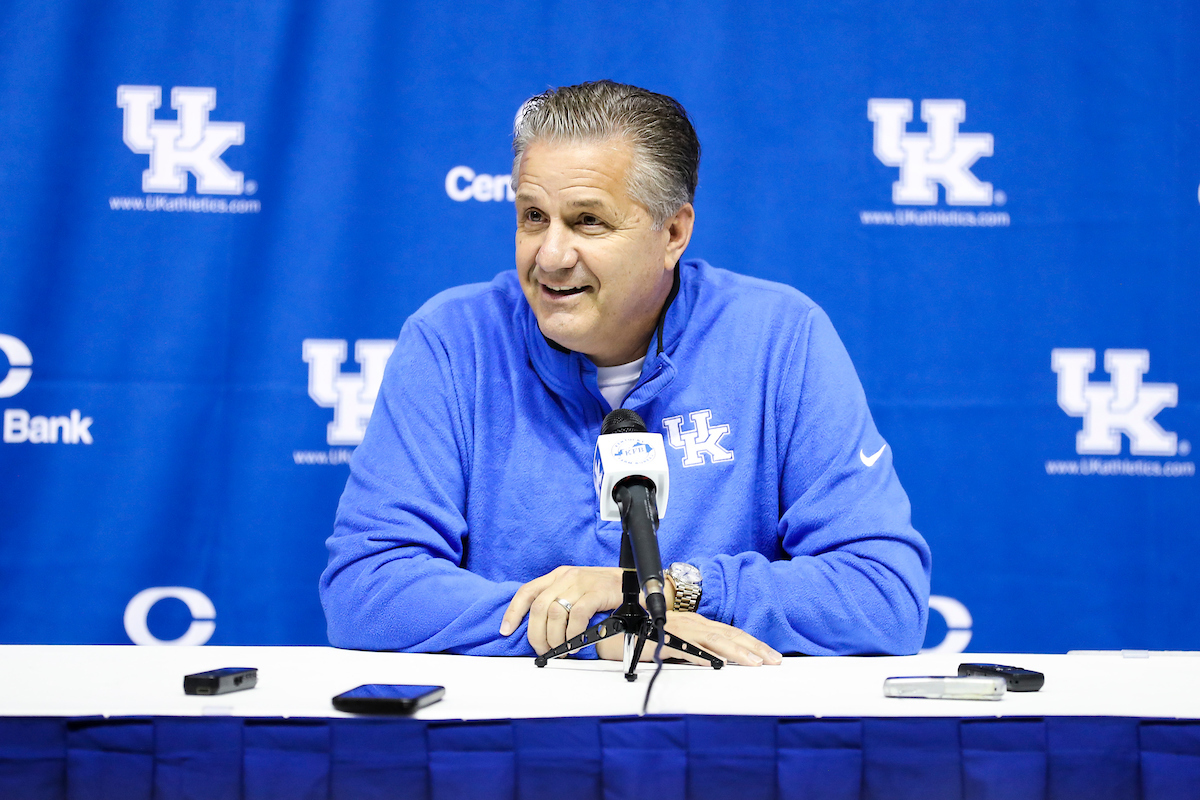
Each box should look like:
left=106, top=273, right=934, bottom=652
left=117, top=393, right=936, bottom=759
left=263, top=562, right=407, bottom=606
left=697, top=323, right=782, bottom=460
left=523, top=209, right=545, bottom=224
left=579, top=215, right=604, bottom=227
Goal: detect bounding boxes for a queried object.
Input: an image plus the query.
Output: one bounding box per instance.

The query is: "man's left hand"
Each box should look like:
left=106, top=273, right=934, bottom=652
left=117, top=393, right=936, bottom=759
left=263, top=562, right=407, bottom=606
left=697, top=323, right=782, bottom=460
left=595, top=611, right=783, bottom=666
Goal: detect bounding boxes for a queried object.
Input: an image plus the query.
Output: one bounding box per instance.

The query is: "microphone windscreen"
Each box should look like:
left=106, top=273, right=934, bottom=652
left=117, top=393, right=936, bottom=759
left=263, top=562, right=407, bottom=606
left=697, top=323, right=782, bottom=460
left=601, top=409, right=647, bottom=435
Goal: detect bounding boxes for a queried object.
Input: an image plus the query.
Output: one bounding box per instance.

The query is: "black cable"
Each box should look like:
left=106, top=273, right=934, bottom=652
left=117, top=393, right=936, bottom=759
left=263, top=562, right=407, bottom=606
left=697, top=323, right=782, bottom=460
left=641, top=627, right=665, bottom=715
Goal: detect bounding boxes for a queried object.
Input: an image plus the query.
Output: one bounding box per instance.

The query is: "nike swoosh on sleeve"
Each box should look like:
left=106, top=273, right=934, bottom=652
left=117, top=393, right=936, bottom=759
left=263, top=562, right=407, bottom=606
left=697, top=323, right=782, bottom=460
left=859, top=445, right=887, bottom=467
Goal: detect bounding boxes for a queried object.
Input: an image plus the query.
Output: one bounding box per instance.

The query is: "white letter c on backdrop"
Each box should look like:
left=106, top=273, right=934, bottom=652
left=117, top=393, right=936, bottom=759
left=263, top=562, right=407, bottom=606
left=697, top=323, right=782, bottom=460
left=123, top=586, right=216, bottom=646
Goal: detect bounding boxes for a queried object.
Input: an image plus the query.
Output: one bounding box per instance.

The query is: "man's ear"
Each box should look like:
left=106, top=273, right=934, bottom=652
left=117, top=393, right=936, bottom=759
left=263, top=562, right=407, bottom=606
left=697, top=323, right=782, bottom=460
left=663, top=203, right=695, bottom=269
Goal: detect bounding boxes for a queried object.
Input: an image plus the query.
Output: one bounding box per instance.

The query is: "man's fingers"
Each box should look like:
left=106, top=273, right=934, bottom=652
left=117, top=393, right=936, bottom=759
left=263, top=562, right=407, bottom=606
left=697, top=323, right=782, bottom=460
left=725, top=626, right=784, bottom=664
left=544, top=594, right=571, bottom=650
left=658, top=622, right=730, bottom=665
left=543, top=586, right=607, bottom=651
left=660, top=613, right=783, bottom=667
left=526, top=589, right=556, bottom=654
left=698, top=632, right=764, bottom=665
left=591, top=613, right=780, bottom=667
left=500, top=566, right=624, bottom=654
left=500, top=583, right=538, bottom=636
left=657, top=638, right=715, bottom=666
left=696, top=627, right=782, bottom=666
left=747, top=636, right=784, bottom=665
left=563, top=591, right=607, bottom=642
left=500, top=570, right=561, bottom=636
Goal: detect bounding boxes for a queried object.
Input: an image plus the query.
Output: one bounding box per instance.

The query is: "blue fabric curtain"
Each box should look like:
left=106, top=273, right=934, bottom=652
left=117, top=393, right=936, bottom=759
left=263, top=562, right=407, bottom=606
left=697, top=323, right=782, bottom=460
left=1, top=716, right=1198, bottom=800
left=0, top=0, right=1197, bottom=652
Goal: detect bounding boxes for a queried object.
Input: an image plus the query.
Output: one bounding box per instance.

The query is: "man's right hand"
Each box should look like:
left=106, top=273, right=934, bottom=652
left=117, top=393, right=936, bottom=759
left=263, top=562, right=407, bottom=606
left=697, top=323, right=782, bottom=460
left=595, top=611, right=784, bottom=666
left=500, top=565, right=625, bottom=655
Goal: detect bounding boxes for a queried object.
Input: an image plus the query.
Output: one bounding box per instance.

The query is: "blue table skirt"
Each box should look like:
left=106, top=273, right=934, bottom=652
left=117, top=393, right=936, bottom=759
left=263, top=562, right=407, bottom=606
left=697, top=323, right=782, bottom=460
left=1, top=716, right=1198, bottom=800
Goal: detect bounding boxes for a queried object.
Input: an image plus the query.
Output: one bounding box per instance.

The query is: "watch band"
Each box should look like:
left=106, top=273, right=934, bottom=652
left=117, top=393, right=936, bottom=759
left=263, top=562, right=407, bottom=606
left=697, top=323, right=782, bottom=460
left=668, top=562, right=702, bottom=613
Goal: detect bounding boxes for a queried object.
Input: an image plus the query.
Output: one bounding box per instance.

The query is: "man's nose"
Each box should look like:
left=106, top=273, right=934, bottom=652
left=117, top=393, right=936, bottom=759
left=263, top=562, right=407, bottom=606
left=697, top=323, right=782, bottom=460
left=535, top=220, right=576, bottom=272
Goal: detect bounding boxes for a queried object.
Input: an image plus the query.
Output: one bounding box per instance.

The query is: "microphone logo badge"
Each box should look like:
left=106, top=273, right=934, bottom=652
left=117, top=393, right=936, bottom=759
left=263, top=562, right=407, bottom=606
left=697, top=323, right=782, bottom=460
left=611, top=437, right=655, bottom=465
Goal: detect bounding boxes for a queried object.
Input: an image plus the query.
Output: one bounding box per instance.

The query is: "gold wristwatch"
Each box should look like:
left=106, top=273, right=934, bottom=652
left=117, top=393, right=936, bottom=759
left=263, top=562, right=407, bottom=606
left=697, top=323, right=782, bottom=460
left=667, top=562, right=702, bottom=613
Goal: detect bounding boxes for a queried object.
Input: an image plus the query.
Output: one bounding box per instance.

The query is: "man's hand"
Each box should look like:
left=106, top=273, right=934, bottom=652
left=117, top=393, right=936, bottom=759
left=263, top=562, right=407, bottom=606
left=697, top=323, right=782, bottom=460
left=500, top=566, right=624, bottom=654
left=596, top=611, right=783, bottom=666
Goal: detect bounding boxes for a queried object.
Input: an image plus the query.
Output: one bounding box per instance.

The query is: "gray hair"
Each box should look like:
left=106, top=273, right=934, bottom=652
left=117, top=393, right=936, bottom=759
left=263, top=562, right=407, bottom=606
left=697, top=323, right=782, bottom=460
left=511, top=81, right=700, bottom=229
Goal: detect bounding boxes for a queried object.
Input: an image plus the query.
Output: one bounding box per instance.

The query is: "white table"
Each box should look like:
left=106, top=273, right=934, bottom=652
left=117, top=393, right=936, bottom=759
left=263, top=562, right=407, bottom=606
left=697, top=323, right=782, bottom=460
left=1, top=645, right=1196, bottom=720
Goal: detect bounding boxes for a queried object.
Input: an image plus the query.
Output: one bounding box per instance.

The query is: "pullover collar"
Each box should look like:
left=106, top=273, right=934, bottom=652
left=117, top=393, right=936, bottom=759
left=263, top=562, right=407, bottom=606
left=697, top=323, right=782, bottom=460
left=523, top=260, right=701, bottom=417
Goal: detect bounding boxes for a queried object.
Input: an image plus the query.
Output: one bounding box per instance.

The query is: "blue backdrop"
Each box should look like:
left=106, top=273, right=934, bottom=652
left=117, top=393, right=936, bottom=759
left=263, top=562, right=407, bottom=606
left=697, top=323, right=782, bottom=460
left=1, top=0, right=1196, bottom=653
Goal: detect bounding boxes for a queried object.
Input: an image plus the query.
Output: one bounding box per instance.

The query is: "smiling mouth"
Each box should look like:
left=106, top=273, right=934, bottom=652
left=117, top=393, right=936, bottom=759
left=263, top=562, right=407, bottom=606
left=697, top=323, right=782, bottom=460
left=542, top=284, right=589, bottom=298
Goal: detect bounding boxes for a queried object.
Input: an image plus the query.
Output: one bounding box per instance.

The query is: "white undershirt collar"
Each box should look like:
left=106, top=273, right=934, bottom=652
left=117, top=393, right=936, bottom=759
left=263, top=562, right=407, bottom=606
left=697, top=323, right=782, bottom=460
left=595, top=357, right=645, bottom=410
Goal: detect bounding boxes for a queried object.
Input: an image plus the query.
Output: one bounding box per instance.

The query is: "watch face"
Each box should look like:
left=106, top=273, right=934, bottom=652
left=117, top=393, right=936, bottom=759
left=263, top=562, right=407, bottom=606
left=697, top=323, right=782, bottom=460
left=670, top=563, right=702, bottom=585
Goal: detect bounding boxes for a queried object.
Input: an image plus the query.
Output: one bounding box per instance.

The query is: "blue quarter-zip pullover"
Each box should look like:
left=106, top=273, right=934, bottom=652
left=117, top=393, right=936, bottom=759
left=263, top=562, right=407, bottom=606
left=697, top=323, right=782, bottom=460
left=321, top=259, right=931, bottom=655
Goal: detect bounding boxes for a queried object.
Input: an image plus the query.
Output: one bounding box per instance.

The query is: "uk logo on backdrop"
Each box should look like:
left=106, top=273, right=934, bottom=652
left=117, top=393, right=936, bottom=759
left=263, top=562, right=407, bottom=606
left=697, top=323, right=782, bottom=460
left=1046, top=348, right=1194, bottom=477
left=861, top=98, right=1009, bottom=228
left=110, top=85, right=260, bottom=215
left=1, top=334, right=94, bottom=445
left=294, top=338, right=395, bottom=465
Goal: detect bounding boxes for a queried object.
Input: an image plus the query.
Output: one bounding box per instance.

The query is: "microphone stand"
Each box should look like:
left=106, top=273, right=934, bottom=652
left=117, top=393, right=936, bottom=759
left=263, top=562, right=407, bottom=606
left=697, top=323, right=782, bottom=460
left=533, top=529, right=723, bottom=681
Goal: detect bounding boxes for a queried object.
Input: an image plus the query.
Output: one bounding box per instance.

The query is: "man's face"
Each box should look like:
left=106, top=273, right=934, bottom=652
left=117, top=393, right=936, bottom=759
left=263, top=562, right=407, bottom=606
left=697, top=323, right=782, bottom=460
left=515, top=138, right=693, bottom=367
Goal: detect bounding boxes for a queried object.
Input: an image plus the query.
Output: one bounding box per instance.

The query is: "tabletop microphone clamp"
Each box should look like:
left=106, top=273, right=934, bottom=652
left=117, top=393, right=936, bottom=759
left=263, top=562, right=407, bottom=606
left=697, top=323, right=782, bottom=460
left=533, top=532, right=723, bottom=680
left=534, top=435, right=723, bottom=680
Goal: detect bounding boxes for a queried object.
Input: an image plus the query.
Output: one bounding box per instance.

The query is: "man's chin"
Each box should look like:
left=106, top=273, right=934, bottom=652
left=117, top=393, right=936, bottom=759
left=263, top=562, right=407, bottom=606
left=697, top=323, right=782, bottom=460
left=535, top=318, right=594, bottom=355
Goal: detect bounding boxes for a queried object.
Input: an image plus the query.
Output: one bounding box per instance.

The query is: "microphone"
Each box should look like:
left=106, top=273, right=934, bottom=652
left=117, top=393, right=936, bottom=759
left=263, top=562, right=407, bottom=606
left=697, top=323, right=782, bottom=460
left=594, top=409, right=669, bottom=627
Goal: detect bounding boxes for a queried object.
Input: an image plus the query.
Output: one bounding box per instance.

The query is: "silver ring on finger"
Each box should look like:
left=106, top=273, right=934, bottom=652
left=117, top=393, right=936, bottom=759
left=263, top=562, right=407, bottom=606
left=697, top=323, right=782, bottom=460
left=555, top=597, right=573, bottom=614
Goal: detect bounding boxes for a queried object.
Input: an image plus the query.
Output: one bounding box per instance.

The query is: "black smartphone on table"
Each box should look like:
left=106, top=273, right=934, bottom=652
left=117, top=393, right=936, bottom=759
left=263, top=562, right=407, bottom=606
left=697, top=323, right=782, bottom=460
left=332, top=684, right=445, bottom=714
left=958, top=663, right=1045, bottom=692
left=183, top=667, right=257, bottom=695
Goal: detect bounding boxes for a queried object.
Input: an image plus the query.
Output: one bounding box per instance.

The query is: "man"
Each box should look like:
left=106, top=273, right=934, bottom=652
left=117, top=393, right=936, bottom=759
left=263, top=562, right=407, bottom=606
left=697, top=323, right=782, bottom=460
left=321, top=81, right=931, bottom=664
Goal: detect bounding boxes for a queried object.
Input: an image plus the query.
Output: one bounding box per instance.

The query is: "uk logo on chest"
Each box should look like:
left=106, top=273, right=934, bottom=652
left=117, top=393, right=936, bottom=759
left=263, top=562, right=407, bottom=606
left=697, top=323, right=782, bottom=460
left=661, top=409, right=734, bottom=467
